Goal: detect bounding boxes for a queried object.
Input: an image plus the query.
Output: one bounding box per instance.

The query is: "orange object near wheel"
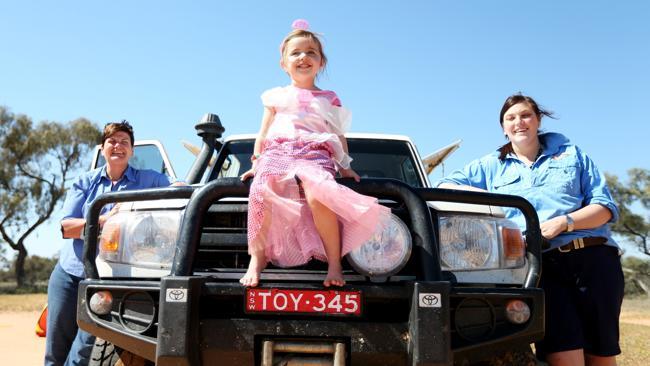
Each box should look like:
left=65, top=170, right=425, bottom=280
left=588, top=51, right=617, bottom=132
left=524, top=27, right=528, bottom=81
left=36, top=304, right=48, bottom=337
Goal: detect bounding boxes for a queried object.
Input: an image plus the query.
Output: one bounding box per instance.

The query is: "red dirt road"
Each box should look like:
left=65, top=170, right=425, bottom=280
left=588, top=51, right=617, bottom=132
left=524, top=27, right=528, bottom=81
left=0, top=311, right=45, bottom=365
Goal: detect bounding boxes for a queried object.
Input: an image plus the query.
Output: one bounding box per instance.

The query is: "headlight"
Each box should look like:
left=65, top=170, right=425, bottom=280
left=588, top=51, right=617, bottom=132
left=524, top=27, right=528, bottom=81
left=347, top=213, right=412, bottom=279
left=439, top=214, right=525, bottom=271
left=98, top=211, right=182, bottom=269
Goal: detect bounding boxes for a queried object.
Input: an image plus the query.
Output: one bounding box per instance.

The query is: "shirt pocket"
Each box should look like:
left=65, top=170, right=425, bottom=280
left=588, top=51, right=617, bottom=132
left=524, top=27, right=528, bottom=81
left=492, top=173, right=522, bottom=195
left=543, top=160, right=581, bottom=195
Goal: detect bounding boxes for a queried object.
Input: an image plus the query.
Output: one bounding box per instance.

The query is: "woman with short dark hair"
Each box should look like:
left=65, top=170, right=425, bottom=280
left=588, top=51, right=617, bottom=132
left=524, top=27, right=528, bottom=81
left=45, top=120, right=171, bottom=366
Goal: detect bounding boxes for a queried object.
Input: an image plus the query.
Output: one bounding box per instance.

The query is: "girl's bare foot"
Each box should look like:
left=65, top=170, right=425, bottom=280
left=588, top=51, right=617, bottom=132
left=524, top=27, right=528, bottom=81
left=324, top=263, right=345, bottom=287
left=240, top=255, right=266, bottom=287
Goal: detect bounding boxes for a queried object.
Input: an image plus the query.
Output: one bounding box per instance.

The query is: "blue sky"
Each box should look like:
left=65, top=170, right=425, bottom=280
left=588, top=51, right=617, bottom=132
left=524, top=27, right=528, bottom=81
left=1, top=0, right=648, bottom=258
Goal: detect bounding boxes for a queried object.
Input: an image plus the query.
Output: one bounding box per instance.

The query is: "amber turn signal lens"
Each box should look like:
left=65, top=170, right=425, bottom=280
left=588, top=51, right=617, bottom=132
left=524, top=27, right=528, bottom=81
left=502, top=227, right=525, bottom=259
left=100, top=221, right=120, bottom=252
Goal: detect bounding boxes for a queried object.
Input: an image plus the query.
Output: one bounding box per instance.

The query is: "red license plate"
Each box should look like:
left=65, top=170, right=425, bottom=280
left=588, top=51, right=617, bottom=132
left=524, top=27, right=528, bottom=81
left=245, top=288, right=362, bottom=316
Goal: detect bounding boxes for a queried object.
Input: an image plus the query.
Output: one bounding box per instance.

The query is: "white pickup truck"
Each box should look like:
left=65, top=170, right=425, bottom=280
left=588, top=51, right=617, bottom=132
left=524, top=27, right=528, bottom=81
left=78, top=114, right=544, bottom=366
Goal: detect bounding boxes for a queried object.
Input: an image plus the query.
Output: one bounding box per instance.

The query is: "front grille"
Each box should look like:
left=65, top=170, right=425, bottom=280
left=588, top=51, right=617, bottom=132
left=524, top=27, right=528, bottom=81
left=192, top=201, right=419, bottom=279
left=194, top=203, right=248, bottom=270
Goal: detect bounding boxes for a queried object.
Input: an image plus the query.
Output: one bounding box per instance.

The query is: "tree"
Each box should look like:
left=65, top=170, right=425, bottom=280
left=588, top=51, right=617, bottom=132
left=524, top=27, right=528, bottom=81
left=606, top=168, right=650, bottom=256
left=0, top=106, right=101, bottom=287
left=0, top=245, right=9, bottom=272
left=21, top=254, right=58, bottom=286
left=0, top=254, right=57, bottom=291
left=622, top=257, right=650, bottom=297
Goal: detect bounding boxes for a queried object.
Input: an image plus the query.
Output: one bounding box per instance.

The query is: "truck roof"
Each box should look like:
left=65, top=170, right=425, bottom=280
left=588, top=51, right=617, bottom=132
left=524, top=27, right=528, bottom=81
left=224, top=133, right=415, bottom=143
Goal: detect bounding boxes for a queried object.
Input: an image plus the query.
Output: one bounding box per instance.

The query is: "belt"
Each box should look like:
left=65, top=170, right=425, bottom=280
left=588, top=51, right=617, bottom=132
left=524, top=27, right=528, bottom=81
left=556, top=237, right=607, bottom=253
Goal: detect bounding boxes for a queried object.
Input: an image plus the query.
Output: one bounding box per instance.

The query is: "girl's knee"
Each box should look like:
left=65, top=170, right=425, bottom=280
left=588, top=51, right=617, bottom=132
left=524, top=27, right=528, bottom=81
left=302, top=187, right=320, bottom=208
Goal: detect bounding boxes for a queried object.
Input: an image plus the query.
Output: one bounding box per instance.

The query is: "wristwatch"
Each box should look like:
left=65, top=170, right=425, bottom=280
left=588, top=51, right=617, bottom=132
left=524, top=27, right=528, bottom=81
left=565, top=214, right=575, bottom=232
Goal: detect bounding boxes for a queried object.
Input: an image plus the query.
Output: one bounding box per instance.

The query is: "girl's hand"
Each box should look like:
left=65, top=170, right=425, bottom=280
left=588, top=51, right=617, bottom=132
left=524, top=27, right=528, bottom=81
left=240, top=168, right=256, bottom=181
left=339, top=168, right=361, bottom=182
left=241, top=159, right=259, bottom=181
left=171, top=180, right=188, bottom=187
left=540, top=215, right=568, bottom=240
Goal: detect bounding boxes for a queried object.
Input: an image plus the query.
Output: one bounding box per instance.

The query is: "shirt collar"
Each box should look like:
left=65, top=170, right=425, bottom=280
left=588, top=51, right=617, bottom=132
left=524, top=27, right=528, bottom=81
left=501, top=131, right=570, bottom=161
left=539, top=132, right=571, bottom=156
left=100, top=164, right=136, bottom=183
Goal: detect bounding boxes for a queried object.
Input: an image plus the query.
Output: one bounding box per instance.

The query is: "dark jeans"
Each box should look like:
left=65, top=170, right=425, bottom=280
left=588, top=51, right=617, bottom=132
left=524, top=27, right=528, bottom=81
left=45, top=263, right=95, bottom=366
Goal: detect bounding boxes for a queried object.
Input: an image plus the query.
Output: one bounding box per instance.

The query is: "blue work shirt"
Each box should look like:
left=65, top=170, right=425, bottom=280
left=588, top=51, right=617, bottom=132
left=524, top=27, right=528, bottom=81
left=58, top=165, right=171, bottom=277
left=436, top=132, right=618, bottom=251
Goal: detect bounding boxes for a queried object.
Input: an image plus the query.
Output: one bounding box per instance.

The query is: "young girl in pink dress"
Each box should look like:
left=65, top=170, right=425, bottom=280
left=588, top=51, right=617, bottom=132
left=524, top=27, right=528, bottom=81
left=240, top=20, right=390, bottom=287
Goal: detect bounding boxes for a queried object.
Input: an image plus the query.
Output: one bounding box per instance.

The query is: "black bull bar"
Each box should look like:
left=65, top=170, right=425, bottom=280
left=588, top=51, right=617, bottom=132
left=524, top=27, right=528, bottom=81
left=82, top=177, right=541, bottom=287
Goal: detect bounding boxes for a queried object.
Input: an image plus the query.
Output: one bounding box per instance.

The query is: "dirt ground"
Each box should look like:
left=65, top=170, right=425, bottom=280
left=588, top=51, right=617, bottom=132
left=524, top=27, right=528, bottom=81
left=0, top=296, right=648, bottom=365
left=0, top=311, right=45, bottom=365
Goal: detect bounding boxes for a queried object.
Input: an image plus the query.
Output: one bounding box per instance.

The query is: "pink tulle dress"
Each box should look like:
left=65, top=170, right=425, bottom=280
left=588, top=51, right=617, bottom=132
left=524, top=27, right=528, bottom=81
left=248, top=85, right=391, bottom=267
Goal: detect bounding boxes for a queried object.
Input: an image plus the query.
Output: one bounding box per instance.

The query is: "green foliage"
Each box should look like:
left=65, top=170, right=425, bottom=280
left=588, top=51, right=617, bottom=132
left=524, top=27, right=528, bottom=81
left=0, top=283, right=49, bottom=294
left=622, top=257, right=650, bottom=297
left=0, top=106, right=101, bottom=287
left=0, top=254, right=57, bottom=293
left=606, top=169, right=650, bottom=256
left=22, top=255, right=57, bottom=284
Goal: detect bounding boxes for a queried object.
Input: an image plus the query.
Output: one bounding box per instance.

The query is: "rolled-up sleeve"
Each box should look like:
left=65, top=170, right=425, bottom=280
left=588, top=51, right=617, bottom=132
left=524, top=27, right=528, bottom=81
left=578, top=148, right=619, bottom=223
left=436, top=158, right=489, bottom=190
left=60, top=176, right=88, bottom=220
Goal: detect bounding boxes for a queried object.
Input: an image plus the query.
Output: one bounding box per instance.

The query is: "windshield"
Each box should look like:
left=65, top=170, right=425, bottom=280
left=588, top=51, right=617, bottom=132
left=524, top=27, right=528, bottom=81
left=210, top=138, right=423, bottom=187
left=347, top=138, right=423, bottom=187
left=211, top=139, right=255, bottom=179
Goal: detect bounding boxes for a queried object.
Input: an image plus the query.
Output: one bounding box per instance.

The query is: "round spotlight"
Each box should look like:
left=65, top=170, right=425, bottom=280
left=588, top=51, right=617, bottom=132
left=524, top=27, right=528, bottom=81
left=505, top=299, right=531, bottom=324
left=89, top=290, right=113, bottom=315
left=347, top=213, right=412, bottom=278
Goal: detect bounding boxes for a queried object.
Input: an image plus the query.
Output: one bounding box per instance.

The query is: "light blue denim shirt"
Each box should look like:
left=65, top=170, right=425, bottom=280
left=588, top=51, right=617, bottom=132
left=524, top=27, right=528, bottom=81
left=436, top=132, right=618, bottom=251
left=58, top=165, right=170, bottom=277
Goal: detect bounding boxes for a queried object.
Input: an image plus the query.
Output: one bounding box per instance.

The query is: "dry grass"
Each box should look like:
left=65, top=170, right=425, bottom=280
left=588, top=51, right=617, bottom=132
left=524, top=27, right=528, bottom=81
left=0, top=293, right=47, bottom=312
left=619, top=322, right=650, bottom=366
left=619, top=297, right=650, bottom=366
left=620, top=297, right=650, bottom=319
